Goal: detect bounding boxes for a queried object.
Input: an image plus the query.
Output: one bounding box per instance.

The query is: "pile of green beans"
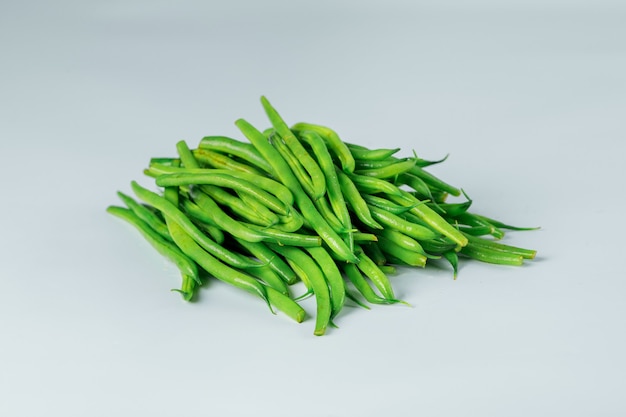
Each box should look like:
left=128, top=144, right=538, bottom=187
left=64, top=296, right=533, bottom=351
left=108, top=96, right=538, bottom=335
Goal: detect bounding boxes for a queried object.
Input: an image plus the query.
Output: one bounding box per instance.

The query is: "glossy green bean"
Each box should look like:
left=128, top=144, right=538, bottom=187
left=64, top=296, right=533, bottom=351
left=266, top=286, right=306, bottom=323
left=291, top=122, right=355, bottom=173
left=244, top=223, right=322, bottom=247
left=354, top=158, right=416, bottom=179
left=407, top=165, right=461, bottom=197
left=368, top=205, right=439, bottom=241
left=346, top=143, right=401, bottom=161
left=176, top=140, right=201, bottom=169
left=193, top=148, right=263, bottom=176
left=462, top=233, right=536, bottom=259
left=453, top=213, right=504, bottom=239
left=460, top=244, right=524, bottom=266
left=198, top=136, right=274, bottom=175
left=375, top=228, right=426, bottom=255
left=347, top=172, right=404, bottom=196
left=362, top=194, right=420, bottom=215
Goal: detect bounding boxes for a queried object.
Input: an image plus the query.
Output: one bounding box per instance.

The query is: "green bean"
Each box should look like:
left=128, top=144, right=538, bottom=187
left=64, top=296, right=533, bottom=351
left=375, top=228, right=426, bottom=255
left=347, top=172, right=404, bottom=196
left=191, top=215, right=225, bottom=244
left=246, top=265, right=290, bottom=296
left=291, top=122, right=355, bottom=173
left=267, top=244, right=331, bottom=336
left=354, top=158, right=396, bottom=170
left=396, top=173, right=436, bottom=201
left=270, top=132, right=317, bottom=200
left=336, top=168, right=383, bottom=230
left=354, top=158, right=416, bottom=179
left=314, top=195, right=349, bottom=234
left=378, top=265, right=397, bottom=275
left=388, top=190, right=469, bottom=248
left=131, top=181, right=262, bottom=269
left=266, top=286, right=306, bottom=323
left=202, top=185, right=278, bottom=227
left=456, top=225, right=494, bottom=237
left=362, top=242, right=386, bottom=265
left=233, top=238, right=297, bottom=284
left=244, top=223, right=322, bottom=247
left=344, top=288, right=371, bottom=310
left=298, top=130, right=351, bottom=229
left=261, top=97, right=326, bottom=200
left=176, top=140, right=201, bottom=169
left=368, top=205, right=439, bottom=241
left=116, top=191, right=171, bottom=241
left=355, top=246, right=397, bottom=301
left=185, top=190, right=268, bottom=242
left=236, top=118, right=358, bottom=263
left=236, top=190, right=282, bottom=226
left=352, top=232, right=378, bottom=243
left=362, top=194, right=421, bottom=215
left=305, top=246, right=346, bottom=321
left=419, top=237, right=457, bottom=254
left=273, top=209, right=305, bottom=233
left=346, top=143, right=401, bottom=161
left=156, top=173, right=290, bottom=216
left=407, top=165, right=461, bottom=197
left=198, top=136, right=274, bottom=175
left=193, top=148, right=264, bottom=176
left=472, top=214, right=540, bottom=231
left=106, top=206, right=201, bottom=293
left=460, top=244, right=524, bottom=266
left=453, top=212, right=504, bottom=239
left=442, top=250, right=459, bottom=279
left=462, top=233, right=537, bottom=259
left=428, top=200, right=473, bottom=217
left=377, top=236, right=427, bottom=267
left=342, top=263, right=403, bottom=305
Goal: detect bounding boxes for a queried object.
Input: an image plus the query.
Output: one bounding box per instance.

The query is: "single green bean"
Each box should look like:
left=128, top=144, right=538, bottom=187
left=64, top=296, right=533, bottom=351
left=193, top=148, right=264, bottom=176
left=346, top=143, right=401, bottom=161
left=460, top=244, right=524, bottom=266
left=270, top=132, right=317, bottom=199
left=198, top=136, right=274, bottom=175
left=245, top=223, right=323, bottom=247
left=354, top=158, right=416, bottom=179
left=342, top=263, right=403, bottom=305
left=362, top=194, right=421, bottom=215
left=355, top=246, right=397, bottom=301
left=347, top=172, right=404, bottom=196
left=176, top=140, right=201, bottom=169
left=246, top=265, right=290, bottom=296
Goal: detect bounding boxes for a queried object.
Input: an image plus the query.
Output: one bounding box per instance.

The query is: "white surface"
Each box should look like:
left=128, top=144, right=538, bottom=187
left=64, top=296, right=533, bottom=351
left=1, top=1, right=625, bottom=416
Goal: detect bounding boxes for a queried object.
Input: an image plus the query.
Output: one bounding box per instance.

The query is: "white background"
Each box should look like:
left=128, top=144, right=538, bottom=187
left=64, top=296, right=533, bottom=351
left=1, top=1, right=625, bottom=416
